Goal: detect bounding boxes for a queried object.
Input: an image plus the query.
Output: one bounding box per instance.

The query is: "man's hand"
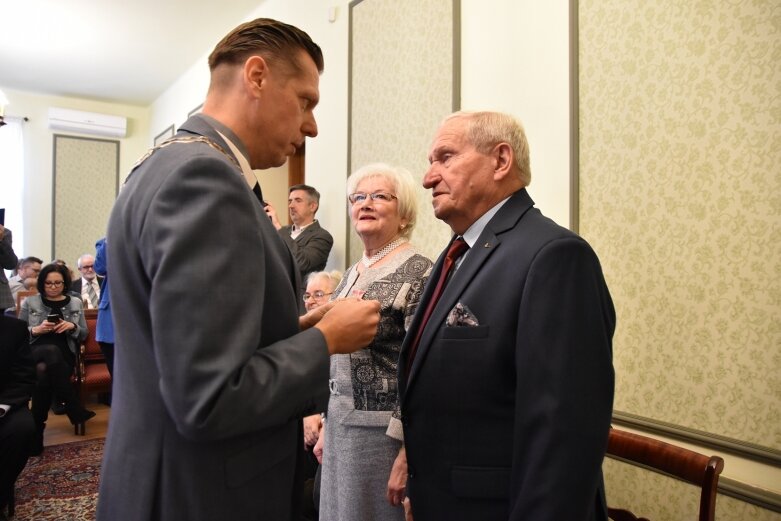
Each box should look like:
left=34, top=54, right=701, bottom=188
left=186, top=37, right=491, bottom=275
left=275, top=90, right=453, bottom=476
left=403, top=497, right=413, bottom=521
left=263, top=202, right=282, bottom=230
left=315, top=298, right=380, bottom=355
left=386, top=445, right=408, bottom=506
left=0, top=224, right=5, bottom=240
left=303, top=414, right=322, bottom=449
left=313, top=426, right=325, bottom=464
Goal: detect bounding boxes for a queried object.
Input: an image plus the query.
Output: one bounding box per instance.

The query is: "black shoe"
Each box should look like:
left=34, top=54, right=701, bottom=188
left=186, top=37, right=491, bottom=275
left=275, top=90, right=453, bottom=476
left=68, top=409, right=96, bottom=426
left=52, top=401, right=66, bottom=415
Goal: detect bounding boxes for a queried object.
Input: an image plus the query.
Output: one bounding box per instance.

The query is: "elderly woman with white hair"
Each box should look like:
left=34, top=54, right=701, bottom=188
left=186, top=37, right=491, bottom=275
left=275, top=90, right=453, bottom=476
left=317, top=163, right=433, bottom=521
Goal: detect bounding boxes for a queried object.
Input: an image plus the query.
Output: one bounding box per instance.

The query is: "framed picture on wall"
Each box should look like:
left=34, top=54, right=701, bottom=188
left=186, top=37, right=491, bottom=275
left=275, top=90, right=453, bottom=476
left=187, top=103, right=204, bottom=119
left=153, top=124, right=174, bottom=146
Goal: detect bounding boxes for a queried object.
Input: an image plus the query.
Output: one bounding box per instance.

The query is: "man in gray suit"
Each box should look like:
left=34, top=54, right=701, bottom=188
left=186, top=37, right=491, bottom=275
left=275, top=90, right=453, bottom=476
left=98, top=19, right=380, bottom=521
left=266, top=184, right=334, bottom=290
left=399, top=111, right=615, bottom=520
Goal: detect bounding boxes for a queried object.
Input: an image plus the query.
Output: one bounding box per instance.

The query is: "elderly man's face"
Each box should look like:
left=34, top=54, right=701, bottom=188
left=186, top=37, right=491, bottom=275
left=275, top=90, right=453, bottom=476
left=423, top=118, right=498, bottom=235
left=78, top=256, right=96, bottom=281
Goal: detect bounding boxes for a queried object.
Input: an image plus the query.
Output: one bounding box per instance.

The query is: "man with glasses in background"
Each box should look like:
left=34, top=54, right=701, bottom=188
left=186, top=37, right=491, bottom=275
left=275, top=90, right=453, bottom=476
left=8, top=256, right=42, bottom=305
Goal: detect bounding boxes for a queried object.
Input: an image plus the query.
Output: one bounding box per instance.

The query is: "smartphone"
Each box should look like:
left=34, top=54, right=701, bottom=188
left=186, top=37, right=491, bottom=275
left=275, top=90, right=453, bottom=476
left=0, top=208, right=5, bottom=226
left=46, top=314, right=62, bottom=323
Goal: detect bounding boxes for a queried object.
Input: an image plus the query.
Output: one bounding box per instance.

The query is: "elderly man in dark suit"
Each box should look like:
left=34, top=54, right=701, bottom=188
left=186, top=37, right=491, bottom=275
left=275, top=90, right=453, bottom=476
left=266, top=184, right=334, bottom=290
left=0, top=315, right=36, bottom=520
left=399, top=111, right=615, bottom=520
left=97, top=18, right=380, bottom=521
left=69, top=254, right=105, bottom=310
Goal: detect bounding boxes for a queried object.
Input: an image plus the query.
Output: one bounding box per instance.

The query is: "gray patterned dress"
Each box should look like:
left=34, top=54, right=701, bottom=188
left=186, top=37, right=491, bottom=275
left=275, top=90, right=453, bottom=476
left=319, top=247, right=432, bottom=521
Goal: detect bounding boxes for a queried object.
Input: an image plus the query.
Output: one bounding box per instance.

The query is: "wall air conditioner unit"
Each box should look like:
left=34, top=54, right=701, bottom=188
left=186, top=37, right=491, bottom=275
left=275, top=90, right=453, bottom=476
left=48, top=107, right=127, bottom=138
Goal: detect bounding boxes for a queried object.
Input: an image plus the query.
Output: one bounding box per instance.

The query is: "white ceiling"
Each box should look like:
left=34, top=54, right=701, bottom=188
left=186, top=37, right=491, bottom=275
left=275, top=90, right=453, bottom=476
left=0, top=0, right=264, bottom=106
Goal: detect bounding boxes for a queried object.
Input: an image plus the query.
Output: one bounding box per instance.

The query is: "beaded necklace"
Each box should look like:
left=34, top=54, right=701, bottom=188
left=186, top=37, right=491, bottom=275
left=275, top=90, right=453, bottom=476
left=362, top=236, right=408, bottom=267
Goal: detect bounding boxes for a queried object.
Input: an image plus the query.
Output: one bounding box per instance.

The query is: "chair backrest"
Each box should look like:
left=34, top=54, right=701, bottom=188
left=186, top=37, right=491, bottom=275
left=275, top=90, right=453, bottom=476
left=81, top=309, right=102, bottom=361
left=15, top=289, right=38, bottom=316
left=606, top=428, right=725, bottom=521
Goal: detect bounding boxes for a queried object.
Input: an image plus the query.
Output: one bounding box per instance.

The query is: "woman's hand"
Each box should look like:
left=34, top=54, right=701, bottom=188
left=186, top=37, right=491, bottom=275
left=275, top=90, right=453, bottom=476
left=34, top=319, right=59, bottom=336
left=386, top=445, right=408, bottom=506
left=53, top=320, right=76, bottom=334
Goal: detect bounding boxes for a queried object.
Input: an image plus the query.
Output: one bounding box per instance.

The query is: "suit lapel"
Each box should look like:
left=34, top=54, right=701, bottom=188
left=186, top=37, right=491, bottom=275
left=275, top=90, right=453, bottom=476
left=295, top=221, right=319, bottom=242
left=404, top=231, right=501, bottom=389
left=403, top=189, right=536, bottom=394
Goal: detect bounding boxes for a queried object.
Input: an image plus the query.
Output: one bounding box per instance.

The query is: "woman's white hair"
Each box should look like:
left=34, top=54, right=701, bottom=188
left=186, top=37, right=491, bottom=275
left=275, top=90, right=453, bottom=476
left=346, top=162, right=418, bottom=238
left=306, top=270, right=343, bottom=291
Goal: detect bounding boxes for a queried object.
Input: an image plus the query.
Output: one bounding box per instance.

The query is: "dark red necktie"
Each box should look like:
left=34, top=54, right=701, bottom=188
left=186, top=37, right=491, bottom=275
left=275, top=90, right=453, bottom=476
left=406, top=237, right=469, bottom=375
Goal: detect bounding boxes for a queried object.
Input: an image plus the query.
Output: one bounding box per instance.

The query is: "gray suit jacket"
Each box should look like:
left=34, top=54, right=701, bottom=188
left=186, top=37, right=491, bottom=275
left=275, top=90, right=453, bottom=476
left=0, top=228, right=19, bottom=310
left=278, top=220, right=333, bottom=291
left=399, top=189, right=615, bottom=521
left=97, top=115, right=330, bottom=521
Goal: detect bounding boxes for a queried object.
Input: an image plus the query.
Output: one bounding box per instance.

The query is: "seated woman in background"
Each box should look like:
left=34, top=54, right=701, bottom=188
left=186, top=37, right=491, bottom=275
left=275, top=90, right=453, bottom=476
left=317, top=163, right=433, bottom=521
left=303, top=270, right=344, bottom=448
left=301, top=270, right=343, bottom=521
left=19, top=263, right=95, bottom=455
left=303, top=270, right=343, bottom=313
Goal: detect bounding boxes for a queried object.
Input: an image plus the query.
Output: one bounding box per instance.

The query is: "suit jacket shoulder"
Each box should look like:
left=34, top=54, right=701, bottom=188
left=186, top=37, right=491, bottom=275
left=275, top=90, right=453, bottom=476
left=0, top=315, right=35, bottom=407
left=278, top=220, right=334, bottom=282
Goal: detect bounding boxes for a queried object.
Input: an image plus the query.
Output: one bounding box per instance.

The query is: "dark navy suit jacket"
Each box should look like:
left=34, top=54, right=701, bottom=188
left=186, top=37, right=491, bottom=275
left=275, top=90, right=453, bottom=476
left=399, top=189, right=615, bottom=520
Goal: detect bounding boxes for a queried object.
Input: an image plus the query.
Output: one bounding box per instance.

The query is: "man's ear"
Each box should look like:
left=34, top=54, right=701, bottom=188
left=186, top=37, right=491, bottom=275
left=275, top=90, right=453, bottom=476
left=492, top=142, right=514, bottom=181
left=244, top=55, right=269, bottom=97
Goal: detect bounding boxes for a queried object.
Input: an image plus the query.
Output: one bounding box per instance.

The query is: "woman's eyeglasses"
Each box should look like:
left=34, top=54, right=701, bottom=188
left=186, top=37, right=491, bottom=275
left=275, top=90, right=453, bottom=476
left=44, top=281, right=64, bottom=287
left=303, top=291, right=333, bottom=302
left=348, top=192, right=398, bottom=205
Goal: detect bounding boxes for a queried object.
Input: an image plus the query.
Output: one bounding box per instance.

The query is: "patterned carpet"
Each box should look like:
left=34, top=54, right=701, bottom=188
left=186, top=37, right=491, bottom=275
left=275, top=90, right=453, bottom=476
left=13, top=438, right=104, bottom=521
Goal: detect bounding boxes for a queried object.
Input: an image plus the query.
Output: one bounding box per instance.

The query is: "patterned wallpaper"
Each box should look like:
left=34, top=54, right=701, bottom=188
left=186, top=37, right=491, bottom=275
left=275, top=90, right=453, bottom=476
left=604, top=458, right=781, bottom=521
left=53, top=136, right=118, bottom=266
left=349, top=0, right=455, bottom=264
left=579, top=0, right=781, bottom=452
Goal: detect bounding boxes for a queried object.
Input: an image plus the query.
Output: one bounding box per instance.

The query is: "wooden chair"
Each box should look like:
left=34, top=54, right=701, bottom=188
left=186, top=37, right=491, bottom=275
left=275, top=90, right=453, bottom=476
left=15, top=289, right=38, bottom=316
left=606, top=428, right=725, bottom=521
left=73, top=309, right=111, bottom=435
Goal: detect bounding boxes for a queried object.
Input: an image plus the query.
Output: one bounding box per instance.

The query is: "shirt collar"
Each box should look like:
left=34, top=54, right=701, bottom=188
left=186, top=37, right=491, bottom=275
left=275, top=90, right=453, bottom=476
left=293, top=220, right=316, bottom=233
left=461, top=196, right=511, bottom=248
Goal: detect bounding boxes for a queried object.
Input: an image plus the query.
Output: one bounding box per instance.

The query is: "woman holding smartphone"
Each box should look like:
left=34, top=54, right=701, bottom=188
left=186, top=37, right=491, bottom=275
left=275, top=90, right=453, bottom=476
left=19, top=262, right=94, bottom=454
